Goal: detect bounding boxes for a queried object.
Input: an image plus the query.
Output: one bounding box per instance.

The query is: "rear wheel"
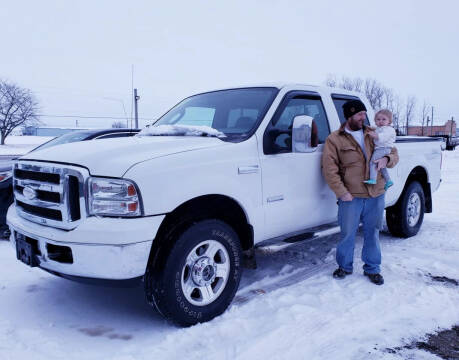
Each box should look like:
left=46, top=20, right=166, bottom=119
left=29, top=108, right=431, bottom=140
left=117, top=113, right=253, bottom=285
left=145, top=219, right=242, bottom=326
left=386, top=181, right=425, bottom=238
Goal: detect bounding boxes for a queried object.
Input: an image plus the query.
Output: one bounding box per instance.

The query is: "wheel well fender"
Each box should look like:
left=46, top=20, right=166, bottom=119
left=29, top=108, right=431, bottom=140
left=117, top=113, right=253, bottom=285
left=148, top=194, right=253, bottom=267
left=397, top=166, right=432, bottom=213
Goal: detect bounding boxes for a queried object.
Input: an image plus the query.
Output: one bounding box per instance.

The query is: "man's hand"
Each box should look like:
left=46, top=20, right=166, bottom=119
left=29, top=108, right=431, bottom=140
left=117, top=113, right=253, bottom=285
left=374, top=157, right=389, bottom=171
left=368, top=131, right=378, bottom=139
left=339, top=192, right=354, bottom=202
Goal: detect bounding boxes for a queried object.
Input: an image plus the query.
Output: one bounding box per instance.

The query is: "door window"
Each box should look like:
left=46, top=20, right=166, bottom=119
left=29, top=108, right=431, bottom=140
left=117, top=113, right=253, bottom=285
left=264, top=94, right=330, bottom=154
left=332, top=95, right=370, bottom=126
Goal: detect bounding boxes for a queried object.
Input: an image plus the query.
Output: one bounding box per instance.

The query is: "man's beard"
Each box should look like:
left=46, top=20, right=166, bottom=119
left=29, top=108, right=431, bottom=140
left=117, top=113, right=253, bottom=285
left=348, top=119, right=363, bottom=131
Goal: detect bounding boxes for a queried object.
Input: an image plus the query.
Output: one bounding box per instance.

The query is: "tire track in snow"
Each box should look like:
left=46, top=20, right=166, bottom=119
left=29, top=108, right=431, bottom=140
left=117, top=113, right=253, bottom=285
left=233, top=233, right=339, bottom=305
left=233, top=261, right=335, bottom=305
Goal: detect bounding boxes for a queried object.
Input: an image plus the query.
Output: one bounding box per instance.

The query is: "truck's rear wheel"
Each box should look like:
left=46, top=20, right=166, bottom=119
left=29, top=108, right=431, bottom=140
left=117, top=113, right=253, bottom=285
left=146, top=219, right=242, bottom=326
left=386, top=181, right=425, bottom=238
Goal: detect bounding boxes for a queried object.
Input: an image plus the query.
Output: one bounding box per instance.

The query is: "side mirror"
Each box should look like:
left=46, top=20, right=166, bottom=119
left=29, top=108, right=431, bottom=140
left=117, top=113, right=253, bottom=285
left=292, top=115, right=318, bottom=153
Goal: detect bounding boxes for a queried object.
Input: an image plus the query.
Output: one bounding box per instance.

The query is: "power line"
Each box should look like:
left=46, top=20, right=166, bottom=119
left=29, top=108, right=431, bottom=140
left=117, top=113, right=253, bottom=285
left=34, top=114, right=154, bottom=121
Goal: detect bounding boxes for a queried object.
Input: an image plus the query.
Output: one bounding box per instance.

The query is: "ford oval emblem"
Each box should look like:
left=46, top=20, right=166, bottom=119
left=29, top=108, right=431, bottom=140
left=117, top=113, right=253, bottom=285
left=23, top=186, right=37, bottom=200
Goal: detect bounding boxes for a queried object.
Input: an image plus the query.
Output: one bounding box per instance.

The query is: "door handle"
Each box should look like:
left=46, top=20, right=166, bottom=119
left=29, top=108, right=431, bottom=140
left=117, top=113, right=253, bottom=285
left=238, top=165, right=259, bottom=174
left=267, top=195, right=284, bottom=203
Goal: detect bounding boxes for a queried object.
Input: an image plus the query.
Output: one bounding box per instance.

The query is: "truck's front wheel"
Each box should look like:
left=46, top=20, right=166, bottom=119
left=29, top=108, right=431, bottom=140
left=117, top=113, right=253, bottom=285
left=386, top=181, right=425, bottom=238
left=146, top=219, right=242, bottom=326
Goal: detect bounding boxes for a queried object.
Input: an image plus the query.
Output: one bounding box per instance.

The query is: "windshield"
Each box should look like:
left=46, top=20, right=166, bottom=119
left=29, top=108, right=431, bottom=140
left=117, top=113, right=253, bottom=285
left=31, top=131, right=95, bottom=152
left=152, top=87, right=278, bottom=141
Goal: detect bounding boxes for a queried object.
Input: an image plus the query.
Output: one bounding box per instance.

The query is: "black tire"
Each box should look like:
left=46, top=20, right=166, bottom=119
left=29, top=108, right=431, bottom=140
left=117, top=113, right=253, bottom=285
left=145, top=219, right=242, bottom=326
left=386, top=181, right=425, bottom=238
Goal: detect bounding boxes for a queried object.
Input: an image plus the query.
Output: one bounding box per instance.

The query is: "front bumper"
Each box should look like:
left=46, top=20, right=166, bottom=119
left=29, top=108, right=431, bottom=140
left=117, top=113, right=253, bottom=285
left=7, top=205, right=165, bottom=280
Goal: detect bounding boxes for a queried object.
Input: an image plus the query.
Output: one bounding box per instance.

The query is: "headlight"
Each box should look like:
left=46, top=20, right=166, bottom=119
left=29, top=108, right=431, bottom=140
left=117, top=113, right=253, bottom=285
left=0, top=170, right=12, bottom=183
left=88, top=177, right=142, bottom=217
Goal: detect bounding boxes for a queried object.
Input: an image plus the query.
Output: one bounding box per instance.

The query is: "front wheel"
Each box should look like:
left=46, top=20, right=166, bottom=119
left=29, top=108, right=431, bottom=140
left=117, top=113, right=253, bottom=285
left=386, top=181, right=425, bottom=238
left=146, top=219, right=242, bottom=326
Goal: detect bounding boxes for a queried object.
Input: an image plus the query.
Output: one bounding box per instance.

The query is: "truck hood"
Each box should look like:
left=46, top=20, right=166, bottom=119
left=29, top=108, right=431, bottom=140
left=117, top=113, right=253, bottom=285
left=20, top=136, right=227, bottom=177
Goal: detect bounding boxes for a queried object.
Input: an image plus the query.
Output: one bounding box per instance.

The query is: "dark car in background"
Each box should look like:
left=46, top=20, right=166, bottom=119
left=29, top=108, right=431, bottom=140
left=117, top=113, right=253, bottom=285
left=0, top=128, right=140, bottom=234
left=0, top=164, right=14, bottom=233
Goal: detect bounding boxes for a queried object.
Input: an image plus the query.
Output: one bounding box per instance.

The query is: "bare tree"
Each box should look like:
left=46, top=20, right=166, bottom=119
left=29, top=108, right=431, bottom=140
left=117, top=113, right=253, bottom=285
left=341, top=76, right=356, bottom=91
left=404, top=96, right=417, bottom=135
left=363, top=78, right=385, bottom=110
left=325, top=75, right=384, bottom=110
left=325, top=74, right=337, bottom=88
left=391, top=95, right=403, bottom=135
left=325, top=74, right=430, bottom=137
left=379, top=89, right=404, bottom=135
left=326, top=74, right=357, bottom=91
left=0, top=79, right=39, bottom=145
left=382, top=87, right=394, bottom=110
left=111, top=121, right=125, bottom=128
left=420, top=101, right=429, bottom=136
left=381, top=87, right=404, bottom=134
left=352, top=77, right=364, bottom=93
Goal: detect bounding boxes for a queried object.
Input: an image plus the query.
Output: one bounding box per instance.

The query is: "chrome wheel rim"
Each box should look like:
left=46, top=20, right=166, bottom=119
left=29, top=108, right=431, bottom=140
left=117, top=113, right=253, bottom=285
left=181, top=240, right=230, bottom=306
left=407, top=192, right=421, bottom=227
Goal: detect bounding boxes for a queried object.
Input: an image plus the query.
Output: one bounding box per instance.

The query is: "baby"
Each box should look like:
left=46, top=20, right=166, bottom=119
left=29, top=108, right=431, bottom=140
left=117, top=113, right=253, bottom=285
left=364, top=109, right=396, bottom=190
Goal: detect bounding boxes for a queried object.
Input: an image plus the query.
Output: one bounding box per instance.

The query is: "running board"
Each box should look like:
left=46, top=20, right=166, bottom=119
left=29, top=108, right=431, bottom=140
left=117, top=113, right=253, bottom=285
left=256, top=222, right=340, bottom=252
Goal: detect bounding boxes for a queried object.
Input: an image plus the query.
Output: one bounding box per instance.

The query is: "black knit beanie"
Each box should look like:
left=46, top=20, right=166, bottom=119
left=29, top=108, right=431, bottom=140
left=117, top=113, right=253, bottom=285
left=342, top=100, right=367, bottom=119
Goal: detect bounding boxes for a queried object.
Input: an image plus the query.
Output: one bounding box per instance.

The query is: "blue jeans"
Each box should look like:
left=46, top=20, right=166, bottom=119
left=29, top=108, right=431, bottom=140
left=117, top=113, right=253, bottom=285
left=336, top=194, right=385, bottom=274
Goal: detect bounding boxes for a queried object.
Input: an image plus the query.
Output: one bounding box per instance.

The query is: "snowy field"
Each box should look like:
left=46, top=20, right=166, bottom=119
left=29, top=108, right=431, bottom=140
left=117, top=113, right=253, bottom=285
left=0, top=136, right=54, bottom=156
left=0, top=150, right=458, bottom=360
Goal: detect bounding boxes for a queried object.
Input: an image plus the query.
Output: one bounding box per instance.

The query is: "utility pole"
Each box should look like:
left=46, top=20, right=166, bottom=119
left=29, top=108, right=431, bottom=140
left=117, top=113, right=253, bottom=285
left=134, top=88, right=140, bottom=129
left=430, top=106, right=434, bottom=136
left=451, top=117, right=454, bottom=137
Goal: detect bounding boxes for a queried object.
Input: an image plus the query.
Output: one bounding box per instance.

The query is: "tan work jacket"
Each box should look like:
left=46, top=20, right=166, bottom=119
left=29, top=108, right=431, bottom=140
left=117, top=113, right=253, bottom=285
left=321, top=123, right=399, bottom=198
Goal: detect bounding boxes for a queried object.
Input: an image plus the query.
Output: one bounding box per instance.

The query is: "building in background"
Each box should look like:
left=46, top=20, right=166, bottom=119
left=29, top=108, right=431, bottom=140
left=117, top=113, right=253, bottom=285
left=407, top=120, right=456, bottom=137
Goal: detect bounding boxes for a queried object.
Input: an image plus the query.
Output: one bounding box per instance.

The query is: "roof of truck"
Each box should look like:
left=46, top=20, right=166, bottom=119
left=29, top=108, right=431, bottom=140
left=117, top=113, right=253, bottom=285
left=194, top=82, right=362, bottom=97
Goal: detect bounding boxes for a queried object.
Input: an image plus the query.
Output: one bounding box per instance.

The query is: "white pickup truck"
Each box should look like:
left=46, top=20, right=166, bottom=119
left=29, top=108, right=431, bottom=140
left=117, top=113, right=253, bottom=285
left=7, top=84, right=442, bottom=326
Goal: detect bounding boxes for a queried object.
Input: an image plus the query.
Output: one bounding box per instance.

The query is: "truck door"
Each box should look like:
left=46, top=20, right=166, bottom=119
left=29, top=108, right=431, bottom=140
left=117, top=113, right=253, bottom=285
left=259, top=91, right=337, bottom=239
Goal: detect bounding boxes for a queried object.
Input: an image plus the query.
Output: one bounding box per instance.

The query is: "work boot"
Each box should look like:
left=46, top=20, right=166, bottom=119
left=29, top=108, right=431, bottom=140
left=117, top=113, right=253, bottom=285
left=333, top=268, right=352, bottom=279
left=364, top=272, right=384, bottom=285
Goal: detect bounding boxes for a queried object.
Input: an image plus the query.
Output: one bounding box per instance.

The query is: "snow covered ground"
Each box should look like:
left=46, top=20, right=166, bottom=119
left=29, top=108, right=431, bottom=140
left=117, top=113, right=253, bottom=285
left=0, top=136, right=54, bottom=156
left=0, top=150, right=458, bottom=360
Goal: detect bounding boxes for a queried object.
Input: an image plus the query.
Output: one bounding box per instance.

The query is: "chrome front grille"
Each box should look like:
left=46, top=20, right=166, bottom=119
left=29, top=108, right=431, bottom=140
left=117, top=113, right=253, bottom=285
left=13, top=161, right=89, bottom=230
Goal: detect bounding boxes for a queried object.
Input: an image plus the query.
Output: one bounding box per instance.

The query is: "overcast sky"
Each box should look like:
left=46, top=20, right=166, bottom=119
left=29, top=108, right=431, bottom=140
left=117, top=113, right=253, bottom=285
left=2, top=0, right=458, bottom=129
